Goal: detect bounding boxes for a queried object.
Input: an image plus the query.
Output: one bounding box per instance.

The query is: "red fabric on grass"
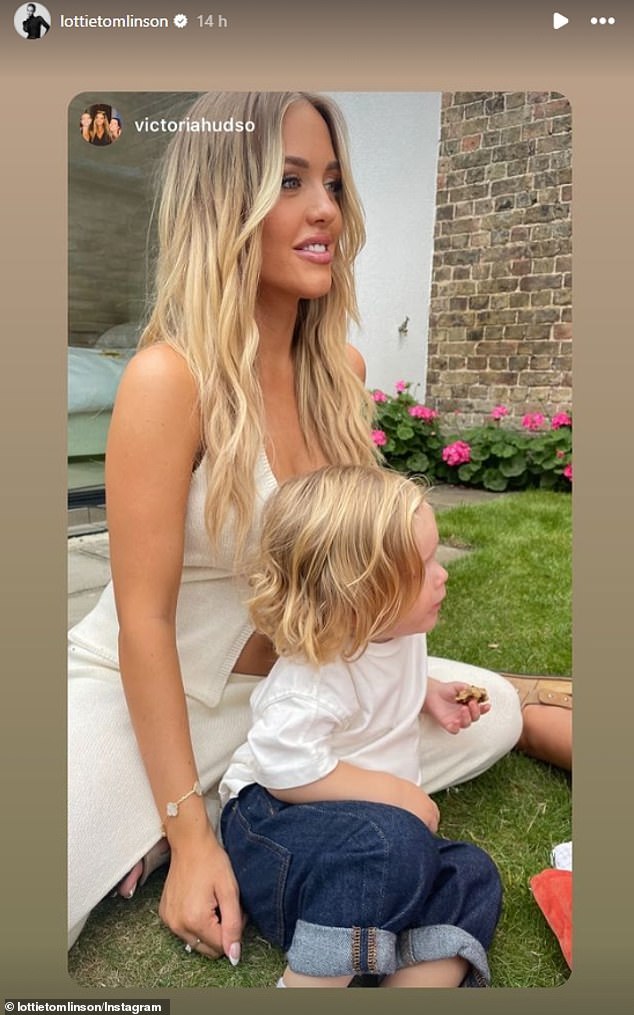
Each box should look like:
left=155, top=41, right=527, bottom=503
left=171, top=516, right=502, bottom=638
left=530, top=868, right=572, bottom=968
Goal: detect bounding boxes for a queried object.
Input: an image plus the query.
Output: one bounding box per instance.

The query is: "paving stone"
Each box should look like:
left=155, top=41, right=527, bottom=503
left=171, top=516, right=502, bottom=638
left=426, top=484, right=506, bottom=512
left=68, top=547, right=112, bottom=595
left=437, top=544, right=470, bottom=566
left=68, top=532, right=111, bottom=558
left=68, top=589, right=105, bottom=629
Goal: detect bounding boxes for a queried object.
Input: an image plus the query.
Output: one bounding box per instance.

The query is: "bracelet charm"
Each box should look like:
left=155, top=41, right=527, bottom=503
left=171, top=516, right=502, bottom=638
left=166, top=779, right=202, bottom=818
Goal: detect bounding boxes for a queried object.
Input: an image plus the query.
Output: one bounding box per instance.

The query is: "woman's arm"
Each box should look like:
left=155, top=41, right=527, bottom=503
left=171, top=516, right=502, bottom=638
left=106, top=344, right=242, bottom=961
left=268, top=762, right=440, bottom=833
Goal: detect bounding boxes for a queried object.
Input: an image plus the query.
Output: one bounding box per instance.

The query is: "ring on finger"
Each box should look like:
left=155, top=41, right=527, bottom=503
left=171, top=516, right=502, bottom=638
left=184, top=936, right=202, bottom=954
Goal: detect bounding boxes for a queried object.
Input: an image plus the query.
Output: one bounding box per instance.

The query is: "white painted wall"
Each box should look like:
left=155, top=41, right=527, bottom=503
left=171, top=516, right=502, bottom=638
left=328, top=92, right=441, bottom=398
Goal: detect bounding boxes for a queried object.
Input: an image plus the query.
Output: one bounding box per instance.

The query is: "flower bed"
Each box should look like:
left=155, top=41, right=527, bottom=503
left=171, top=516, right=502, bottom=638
left=371, top=382, right=572, bottom=492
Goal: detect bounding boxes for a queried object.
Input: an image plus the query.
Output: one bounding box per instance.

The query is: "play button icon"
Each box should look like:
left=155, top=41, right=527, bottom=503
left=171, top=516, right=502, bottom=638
left=553, top=12, right=569, bottom=29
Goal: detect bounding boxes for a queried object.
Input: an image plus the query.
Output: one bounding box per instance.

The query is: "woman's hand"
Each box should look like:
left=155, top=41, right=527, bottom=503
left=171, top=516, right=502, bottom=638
left=423, top=677, right=491, bottom=735
left=158, top=825, right=243, bottom=963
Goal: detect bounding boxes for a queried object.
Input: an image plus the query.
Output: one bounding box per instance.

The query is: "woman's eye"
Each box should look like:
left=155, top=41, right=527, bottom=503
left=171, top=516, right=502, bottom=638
left=281, top=175, right=301, bottom=190
left=325, top=178, right=343, bottom=195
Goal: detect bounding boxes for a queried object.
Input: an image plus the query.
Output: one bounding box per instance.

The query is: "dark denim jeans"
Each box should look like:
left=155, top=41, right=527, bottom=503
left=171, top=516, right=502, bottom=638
left=220, top=784, right=502, bottom=984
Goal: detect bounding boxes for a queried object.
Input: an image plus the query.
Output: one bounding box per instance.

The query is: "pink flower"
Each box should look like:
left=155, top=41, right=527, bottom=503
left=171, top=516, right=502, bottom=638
left=409, top=405, right=439, bottom=422
left=395, top=380, right=408, bottom=394
left=563, top=463, right=572, bottom=481
left=556, top=450, right=566, bottom=459
left=442, top=440, right=471, bottom=466
left=372, top=429, right=387, bottom=446
left=551, top=412, right=572, bottom=429
left=522, top=412, right=545, bottom=431
left=372, top=389, right=388, bottom=403
left=490, top=405, right=509, bottom=421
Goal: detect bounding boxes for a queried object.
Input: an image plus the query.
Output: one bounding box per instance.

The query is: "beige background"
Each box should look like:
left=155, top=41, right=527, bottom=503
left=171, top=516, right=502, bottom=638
left=1, top=0, right=632, bottom=1008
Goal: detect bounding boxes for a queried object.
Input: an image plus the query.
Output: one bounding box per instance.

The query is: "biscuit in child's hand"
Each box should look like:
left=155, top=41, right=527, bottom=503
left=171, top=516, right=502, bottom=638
left=455, top=685, right=489, bottom=704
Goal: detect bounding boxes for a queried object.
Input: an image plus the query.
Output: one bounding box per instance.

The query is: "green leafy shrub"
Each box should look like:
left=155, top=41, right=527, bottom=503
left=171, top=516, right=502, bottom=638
left=371, top=383, right=572, bottom=493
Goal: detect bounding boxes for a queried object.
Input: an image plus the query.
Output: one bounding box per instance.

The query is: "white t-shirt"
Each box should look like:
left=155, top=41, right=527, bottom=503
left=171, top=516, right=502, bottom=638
left=219, top=633, right=428, bottom=807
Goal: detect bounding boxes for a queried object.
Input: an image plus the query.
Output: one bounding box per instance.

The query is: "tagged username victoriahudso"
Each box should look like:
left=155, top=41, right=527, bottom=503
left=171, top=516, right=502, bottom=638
left=134, top=117, right=256, bottom=133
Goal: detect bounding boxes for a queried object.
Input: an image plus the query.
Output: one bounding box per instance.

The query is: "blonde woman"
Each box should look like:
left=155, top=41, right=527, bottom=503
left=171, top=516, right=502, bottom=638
left=67, top=92, right=523, bottom=963
left=220, top=465, right=502, bottom=987
left=89, top=108, right=111, bottom=145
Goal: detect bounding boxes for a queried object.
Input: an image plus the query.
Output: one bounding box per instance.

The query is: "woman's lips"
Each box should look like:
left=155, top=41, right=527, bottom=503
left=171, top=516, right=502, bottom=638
left=294, top=245, right=333, bottom=265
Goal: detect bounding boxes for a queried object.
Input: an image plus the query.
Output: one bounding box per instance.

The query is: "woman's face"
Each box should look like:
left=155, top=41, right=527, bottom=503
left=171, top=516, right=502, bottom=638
left=95, top=112, right=106, bottom=127
left=258, top=101, right=343, bottom=307
left=80, top=113, right=91, bottom=128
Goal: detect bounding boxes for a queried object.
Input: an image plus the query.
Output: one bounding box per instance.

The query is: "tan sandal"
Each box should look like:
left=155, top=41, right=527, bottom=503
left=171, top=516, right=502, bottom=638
left=501, top=673, right=572, bottom=710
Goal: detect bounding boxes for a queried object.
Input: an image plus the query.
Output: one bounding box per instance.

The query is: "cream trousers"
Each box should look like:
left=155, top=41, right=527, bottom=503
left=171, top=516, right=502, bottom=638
left=67, top=647, right=521, bottom=949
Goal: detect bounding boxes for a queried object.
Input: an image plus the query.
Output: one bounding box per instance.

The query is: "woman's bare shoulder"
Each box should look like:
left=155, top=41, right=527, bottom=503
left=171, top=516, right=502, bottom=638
left=109, top=343, right=201, bottom=460
left=345, top=343, right=367, bottom=383
left=122, top=342, right=197, bottom=390
left=116, top=343, right=199, bottom=413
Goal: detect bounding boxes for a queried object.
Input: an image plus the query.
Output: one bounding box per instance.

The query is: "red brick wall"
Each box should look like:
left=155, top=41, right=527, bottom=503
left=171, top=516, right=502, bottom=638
left=427, top=92, right=572, bottom=424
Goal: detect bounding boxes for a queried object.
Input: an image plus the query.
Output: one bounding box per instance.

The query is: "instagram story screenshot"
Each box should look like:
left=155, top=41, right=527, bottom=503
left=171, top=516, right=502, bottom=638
left=1, top=0, right=632, bottom=1007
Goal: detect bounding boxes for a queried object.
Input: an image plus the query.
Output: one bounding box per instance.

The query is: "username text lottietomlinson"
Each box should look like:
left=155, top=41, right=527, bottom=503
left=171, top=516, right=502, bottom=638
left=4, top=1004, right=169, bottom=1014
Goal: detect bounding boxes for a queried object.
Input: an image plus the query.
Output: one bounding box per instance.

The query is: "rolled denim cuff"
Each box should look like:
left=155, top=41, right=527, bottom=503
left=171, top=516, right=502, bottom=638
left=397, top=924, right=491, bottom=987
left=287, top=920, right=398, bottom=977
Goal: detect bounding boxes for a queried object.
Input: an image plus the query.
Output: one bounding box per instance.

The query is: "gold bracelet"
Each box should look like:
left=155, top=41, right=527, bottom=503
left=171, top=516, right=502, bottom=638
left=165, top=780, right=202, bottom=819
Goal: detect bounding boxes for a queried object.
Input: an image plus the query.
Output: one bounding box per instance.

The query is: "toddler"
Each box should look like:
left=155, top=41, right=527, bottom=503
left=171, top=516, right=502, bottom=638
left=219, top=465, right=502, bottom=987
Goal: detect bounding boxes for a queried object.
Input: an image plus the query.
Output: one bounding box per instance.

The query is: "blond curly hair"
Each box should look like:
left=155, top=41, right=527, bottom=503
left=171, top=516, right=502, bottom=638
left=247, top=465, right=429, bottom=665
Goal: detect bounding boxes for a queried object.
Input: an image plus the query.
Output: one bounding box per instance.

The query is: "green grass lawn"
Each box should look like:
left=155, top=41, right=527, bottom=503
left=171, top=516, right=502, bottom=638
left=429, top=488, right=571, bottom=676
left=68, top=489, right=572, bottom=989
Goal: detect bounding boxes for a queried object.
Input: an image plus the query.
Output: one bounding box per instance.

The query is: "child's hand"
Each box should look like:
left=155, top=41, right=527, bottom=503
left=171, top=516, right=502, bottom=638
left=423, top=677, right=491, bottom=735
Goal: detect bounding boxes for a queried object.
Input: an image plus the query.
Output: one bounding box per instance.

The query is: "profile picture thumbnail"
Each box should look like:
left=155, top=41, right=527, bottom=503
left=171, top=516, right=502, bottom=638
left=14, top=3, right=51, bottom=39
left=79, top=103, right=123, bottom=146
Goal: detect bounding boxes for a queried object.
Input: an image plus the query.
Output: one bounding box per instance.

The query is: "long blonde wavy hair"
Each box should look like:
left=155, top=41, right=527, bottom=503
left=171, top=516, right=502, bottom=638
left=139, top=92, right=378, bottom=564
left=248, top=466, right=429, bottom=664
